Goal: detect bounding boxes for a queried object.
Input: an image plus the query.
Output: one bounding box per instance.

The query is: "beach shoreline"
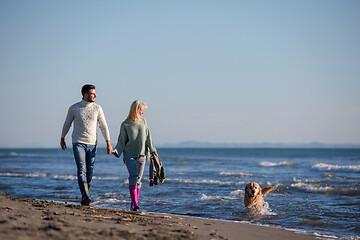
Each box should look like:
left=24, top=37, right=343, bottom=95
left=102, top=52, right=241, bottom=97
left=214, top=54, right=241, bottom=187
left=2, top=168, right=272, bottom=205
left=0, top=193, right=316, bottom=240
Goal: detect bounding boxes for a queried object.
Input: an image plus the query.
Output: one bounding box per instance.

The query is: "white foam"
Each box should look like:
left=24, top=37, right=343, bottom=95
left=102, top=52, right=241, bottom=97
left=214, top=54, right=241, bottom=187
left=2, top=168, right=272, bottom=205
left=293, top=177, right=319, bottom=183
left=104, top=192, right=119, bottom=197
left=292, top=178, right=360, bottom=196
left=96, top=198, right=123, bottom=204
left=52, top=174, right=77, bottom=181
left=220, top=172, right=255, bottom=177
left=246, top=201, right=277, bottom=216
left=166, top=178, right=245, bottom=185
left=0, top=172, right=49, bottom=178
left=8, top=152, right=19, bottom=157
left=312, top=232, right=338, bottom=239
left=312, top=163, right=360, bottom=171
left=92, top=176, right=122, bottom=181
left=259, top=161, right=294, bottom=167
left=0, top=172, right=24, bottom=177
left=200, top=194, right=235, bottom=201
left=230, top=189, right=243, bottom=196
left=92, top=197, right=128, bottom=207
left=291, top=181, right=333, bottom=192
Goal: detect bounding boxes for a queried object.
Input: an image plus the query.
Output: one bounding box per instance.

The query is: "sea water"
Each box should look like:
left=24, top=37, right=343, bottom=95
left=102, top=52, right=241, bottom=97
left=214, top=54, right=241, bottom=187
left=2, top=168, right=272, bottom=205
left=0, top=148, right=359, bottom=239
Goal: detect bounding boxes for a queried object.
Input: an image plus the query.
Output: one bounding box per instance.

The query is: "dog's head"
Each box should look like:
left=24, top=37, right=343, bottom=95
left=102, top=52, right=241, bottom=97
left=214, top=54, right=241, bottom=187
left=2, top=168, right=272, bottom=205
left=245, top=182, right=261, bottom=199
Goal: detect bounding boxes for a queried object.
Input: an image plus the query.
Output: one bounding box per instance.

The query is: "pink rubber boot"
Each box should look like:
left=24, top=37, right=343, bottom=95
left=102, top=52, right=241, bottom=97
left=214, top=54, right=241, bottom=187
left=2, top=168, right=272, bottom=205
left=136, top=187, right=140, bottom=205
left=129, top=185, right=139, bottom=211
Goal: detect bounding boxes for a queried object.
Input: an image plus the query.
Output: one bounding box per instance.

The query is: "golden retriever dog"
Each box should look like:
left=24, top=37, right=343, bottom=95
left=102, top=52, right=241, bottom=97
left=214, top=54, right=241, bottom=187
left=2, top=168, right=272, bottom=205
left=244, top=182, right=274, bottom=211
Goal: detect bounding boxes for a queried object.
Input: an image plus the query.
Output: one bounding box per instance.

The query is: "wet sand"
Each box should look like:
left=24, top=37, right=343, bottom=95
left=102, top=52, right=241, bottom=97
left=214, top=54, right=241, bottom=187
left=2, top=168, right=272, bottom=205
left=0, top=193, right=316, bottom=240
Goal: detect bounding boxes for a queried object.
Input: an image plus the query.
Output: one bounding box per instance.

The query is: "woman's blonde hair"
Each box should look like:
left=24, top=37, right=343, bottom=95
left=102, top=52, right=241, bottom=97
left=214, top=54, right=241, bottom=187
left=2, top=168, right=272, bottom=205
left=126, top=100, right=147, bottom=122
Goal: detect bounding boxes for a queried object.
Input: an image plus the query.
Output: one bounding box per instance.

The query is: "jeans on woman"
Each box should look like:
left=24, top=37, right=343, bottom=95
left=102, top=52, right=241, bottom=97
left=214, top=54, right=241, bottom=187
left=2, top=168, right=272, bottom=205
left=73, top=143, right=97, bottom=184
left=124, top=156, right=146, bottom=188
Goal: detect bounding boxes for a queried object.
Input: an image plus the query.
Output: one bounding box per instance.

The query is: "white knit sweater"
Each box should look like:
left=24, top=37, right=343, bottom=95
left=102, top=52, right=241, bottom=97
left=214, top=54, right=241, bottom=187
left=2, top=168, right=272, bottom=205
left=61, top=100, right=110, bottom=145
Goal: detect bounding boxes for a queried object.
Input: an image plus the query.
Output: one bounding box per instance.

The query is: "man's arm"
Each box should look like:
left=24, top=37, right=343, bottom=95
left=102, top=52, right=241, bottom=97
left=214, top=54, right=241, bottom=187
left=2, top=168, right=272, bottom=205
left=106, top=140, right=113, bottom=155
left=60, top=138, right=67, bottom=150
left=60, top=107, right=74, bottom=150
left=97, top=106, right=112, bottom=154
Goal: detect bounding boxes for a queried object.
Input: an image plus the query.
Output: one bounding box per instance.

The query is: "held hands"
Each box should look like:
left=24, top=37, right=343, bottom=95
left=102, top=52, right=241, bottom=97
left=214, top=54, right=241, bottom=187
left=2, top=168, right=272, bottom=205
left=104, top=140, right=113, bottom=154
left=107, top=147, right=113, bottom=154
left=106, top=143, right=113, bottom=155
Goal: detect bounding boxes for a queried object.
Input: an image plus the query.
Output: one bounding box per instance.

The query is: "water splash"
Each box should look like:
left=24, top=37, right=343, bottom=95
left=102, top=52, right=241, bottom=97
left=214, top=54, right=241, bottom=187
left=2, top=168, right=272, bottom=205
left=246, top=201, right=277, bottom=216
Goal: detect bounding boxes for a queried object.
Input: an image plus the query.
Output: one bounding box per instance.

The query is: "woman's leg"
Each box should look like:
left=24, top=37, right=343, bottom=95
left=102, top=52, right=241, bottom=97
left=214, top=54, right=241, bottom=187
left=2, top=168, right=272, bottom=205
left=135, top=156, right=146, bottom=205
left=135, top=156, right=146, bottom=188
left=124, top=158, right=139, bottom=210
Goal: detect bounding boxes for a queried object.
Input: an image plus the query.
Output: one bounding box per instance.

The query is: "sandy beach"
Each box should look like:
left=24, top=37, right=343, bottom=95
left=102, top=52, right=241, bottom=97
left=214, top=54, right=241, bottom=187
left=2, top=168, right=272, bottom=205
left=0, top=193, right=317, bottom=240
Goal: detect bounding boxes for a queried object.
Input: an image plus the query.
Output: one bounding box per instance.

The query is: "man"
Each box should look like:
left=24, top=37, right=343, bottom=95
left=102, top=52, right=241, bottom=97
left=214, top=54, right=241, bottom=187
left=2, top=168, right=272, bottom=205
left=61, top=84, right=113, bottom=205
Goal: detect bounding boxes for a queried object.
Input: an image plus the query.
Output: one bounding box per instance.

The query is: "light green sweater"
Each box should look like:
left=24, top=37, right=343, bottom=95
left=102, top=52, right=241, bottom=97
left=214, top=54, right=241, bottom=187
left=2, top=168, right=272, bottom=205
left=113, top=118, right=156, bottom=160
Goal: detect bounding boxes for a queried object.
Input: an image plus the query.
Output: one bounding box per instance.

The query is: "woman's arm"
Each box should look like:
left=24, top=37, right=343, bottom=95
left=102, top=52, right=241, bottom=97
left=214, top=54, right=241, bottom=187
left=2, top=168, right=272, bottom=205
left=113, top=123, right=128, bottom=158
left=144, top=119, right=157, bottom=154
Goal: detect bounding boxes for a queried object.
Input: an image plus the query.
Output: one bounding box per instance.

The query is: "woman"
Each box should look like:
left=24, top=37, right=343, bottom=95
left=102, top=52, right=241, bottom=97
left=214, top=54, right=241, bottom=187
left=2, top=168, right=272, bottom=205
left=113, top=100, right=158, bottom=211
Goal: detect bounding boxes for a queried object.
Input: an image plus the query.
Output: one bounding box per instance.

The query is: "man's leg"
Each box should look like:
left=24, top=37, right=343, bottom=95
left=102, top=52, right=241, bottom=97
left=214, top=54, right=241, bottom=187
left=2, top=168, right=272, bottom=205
left=73, top=143, right=87, bottom=184
left=85, top=144, right=97, bottom=185
left=84, top=144, right=96, bottom=204
left=73, top=143, right=91, bottom=205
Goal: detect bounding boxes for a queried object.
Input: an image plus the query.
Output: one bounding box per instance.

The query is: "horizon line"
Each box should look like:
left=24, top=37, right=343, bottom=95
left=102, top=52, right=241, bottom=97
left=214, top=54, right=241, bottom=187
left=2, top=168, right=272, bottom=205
left=1, top=141, right=360, bottom=149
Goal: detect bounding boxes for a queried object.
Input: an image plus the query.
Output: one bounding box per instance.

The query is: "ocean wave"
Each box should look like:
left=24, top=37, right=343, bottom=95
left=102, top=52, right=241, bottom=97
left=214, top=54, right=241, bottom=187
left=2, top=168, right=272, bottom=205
left=291, top=179, right=360, bottom=196
left=291, top=182, right=333, bottom=192
left=52, top=174, right=77, bottom=181
left=8, top=152, right=19, bottom=157
left=166, top=178, right=245, bottom=185
left=198, top=190, right=243, bottom=201
left=51, top=175, right=124, bottom=181
left=92, top=192, right=129, bottom=208
left=293, top=177, right=324, bottom=184
left=220, top=172, right=255, bottom=177
left=312, top=233, right=339, bottom=239
left=230, top=189, right=243, bottom=196
left=312, top=163, right=360, bottom=171
left=0, top=151, right=73, bottom=160
left=200, top=194, right=236, bottom=201
left=92, top=198, right=128, bottom=208
left=92, top=176, right=123, bottom=181
left=259, top=161, right=294, bottom=167
left=322, top=172, right=338, bottom=178
left=163, top=155, right=245, bottom=162
left=0, top=172, right=50, bottom=178
left=0, top=152, right=21, bottom=158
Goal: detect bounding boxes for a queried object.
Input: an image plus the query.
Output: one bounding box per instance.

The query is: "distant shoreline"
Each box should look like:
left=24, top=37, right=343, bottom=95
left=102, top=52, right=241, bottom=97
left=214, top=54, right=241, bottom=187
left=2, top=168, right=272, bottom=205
left=158, top=141, right=360, bottom=149
left=1, top=142, right=360, bottom=150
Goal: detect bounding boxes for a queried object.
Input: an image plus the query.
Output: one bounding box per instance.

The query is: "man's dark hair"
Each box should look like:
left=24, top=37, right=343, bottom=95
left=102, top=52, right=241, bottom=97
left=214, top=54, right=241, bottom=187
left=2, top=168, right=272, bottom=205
left=81, top=84, right=96, bottom=96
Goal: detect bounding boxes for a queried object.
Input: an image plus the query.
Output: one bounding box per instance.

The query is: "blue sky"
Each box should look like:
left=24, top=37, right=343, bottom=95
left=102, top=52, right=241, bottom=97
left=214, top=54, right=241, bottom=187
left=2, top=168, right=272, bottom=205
left=1, top=0, right=359, bottom=148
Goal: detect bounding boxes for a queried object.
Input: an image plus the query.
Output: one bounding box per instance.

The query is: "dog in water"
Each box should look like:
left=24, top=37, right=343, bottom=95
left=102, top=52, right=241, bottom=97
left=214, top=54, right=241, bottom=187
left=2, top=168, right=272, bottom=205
left=244, top=182, right=274, bottom=211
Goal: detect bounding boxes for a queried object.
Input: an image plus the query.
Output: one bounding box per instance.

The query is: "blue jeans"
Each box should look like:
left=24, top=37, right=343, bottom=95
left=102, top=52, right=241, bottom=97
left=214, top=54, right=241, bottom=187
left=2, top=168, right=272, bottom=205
left=124, top=156, right=146, bottom=188
left=73, top=143, right=97, bottom=184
